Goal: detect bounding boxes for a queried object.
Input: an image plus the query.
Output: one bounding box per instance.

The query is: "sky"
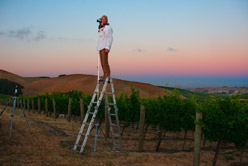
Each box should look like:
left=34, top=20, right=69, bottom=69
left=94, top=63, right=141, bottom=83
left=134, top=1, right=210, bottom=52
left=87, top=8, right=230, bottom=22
left=0, top=0, right=248, bottom=89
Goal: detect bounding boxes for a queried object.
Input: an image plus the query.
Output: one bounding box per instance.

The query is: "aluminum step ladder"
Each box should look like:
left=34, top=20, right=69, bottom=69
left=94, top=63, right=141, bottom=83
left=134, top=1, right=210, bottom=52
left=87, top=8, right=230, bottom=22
left=73, top=76, right=122, bottom=153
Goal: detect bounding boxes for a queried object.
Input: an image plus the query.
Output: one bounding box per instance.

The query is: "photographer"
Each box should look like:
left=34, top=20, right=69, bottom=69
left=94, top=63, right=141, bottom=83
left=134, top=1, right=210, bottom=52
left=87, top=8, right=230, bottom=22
left=97, top=15, right=113, bottom=81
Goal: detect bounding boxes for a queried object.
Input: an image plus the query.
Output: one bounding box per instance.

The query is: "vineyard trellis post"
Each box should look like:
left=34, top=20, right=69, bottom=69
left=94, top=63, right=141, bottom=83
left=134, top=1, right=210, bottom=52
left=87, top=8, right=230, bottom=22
left=17, top=98, right=20, bottom=108
left=23, top=99, right=26, bottom=110
left=27, top=98, right=30, bottom=111
left=80, top=98, right=84, bottom=123
left=32, top=99, right=34, bottom=113
left=138, top=105, right=145, bottom=152
left=52, top=98, right=56, bottom=119
left=193, top=111, right=202, bottom=166
left=38, top=98, right=41, bottom=114
left=45, top=98, right=48, bottom=116
left=67, top=98, right=72, bottom=122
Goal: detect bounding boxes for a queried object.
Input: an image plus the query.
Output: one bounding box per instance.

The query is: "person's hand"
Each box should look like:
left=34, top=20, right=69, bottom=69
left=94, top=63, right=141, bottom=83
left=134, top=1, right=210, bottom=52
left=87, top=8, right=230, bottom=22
left=105, top=48, right=109, bottom=53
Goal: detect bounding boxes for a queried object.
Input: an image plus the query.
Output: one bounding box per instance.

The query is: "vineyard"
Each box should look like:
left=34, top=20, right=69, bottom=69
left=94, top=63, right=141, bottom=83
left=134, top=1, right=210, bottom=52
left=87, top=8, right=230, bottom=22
left=0, top=87, right=248, bottom=166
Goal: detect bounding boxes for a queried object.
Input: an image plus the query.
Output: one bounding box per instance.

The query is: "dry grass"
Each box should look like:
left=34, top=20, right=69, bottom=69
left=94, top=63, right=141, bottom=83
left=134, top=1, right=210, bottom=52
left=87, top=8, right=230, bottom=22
left=0, top=105, right=247, bottom=166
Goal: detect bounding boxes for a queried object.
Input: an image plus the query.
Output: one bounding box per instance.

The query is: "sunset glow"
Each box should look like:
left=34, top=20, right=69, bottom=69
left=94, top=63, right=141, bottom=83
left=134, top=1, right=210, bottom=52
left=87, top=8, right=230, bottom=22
left=0, top=0, right=247, bottom=88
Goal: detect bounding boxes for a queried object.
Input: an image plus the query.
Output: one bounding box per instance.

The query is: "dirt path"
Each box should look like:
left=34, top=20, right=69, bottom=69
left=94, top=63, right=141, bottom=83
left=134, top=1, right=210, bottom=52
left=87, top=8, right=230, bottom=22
left=0, top=106, right=247, bottom=166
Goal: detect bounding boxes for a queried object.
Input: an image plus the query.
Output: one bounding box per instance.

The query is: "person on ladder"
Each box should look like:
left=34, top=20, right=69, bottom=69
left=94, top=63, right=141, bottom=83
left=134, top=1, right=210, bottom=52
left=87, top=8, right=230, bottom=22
left=97, top=15, right=113, bottom=81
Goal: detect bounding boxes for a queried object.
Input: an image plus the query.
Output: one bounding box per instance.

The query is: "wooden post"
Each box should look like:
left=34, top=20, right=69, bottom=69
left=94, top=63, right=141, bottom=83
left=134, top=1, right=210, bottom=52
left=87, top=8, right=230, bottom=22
left=27, top=98, right=30, bottom=111
left=38, top=98, right=41, bottom=114
left=67, top=98, right=72, bottom=122
left=45, top=98, right=48, bottom=116
left=23, top=99, right=26, bottom=110
left=52, top=98, right=56, bottom=119
left=32, top=100, right=34, bottom=113
left=17, top=99, right=20, bottom=109
left=138, top=105, right=145, bottom=152
left=193, top=111, right=203, bottom=166
left=156, top=125, right=164, bottom=152
left=212, top=140, right=221, bottom=166
left=105, top=96, right=110, bottom=137
left=80, top=98, right=84, bottom=123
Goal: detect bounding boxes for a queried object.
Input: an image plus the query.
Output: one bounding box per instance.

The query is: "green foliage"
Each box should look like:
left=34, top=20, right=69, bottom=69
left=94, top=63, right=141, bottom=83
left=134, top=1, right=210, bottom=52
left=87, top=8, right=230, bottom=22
left=127, top=87, right=141, bottom=123
left=201, top=96, right=248, bottom=149
left=17, top=87, right=248, bottom=150
left=239, top=93, right=248, bottom=99
left=0, top=94, right=10, bottom=98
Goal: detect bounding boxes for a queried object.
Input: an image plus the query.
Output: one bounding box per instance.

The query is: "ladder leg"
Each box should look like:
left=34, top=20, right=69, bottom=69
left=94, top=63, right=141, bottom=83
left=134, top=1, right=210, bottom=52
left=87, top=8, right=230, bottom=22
left=73, top=83, right=100, bottom=150
left=74, top=78, right=109, bottom=153
left=79, top=79, right=109, bottom=153
left=9, top=98, right=16, bottom=137
left=105, top=94, right=115, bottom=150
left=111, top=77, right=122, bottom=151
left=107, top=77, right=123, bottom=151
left=20, top=99, right=32, bottom=134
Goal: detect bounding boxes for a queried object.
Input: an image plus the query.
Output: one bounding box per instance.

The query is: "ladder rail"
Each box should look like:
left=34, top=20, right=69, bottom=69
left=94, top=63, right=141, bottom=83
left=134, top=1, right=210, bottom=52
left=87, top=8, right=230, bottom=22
left=105, top=94, right=115, bottom=150
left=79, top=79, right=109, bottom=153
left=73, top=76, right=122, bottom=153
left=73, top=83, right=100, bottom=150
left=109, top=79, right=123, bottom=151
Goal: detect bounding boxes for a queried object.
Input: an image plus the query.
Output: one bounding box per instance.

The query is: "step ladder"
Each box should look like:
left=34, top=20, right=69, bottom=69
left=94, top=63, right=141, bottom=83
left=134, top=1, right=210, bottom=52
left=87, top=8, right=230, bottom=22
left=73, top=76, right=122, bottom=154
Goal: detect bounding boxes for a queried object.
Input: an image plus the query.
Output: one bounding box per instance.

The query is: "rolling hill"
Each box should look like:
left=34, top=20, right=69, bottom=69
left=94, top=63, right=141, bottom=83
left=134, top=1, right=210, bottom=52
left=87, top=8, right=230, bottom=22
left=0, top=69, right=182, bottom=98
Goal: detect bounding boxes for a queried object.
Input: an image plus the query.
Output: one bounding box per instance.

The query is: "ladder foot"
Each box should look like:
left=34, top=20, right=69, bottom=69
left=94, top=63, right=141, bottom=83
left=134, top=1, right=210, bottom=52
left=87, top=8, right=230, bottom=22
left=72, top=149, right=83, bottom=154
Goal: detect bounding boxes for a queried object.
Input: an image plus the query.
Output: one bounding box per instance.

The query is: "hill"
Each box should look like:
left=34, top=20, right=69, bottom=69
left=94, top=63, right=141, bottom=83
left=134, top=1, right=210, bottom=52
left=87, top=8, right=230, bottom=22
left=0, top=69, right=182, bottom=98
left=191, top=86, right=248, bottom=95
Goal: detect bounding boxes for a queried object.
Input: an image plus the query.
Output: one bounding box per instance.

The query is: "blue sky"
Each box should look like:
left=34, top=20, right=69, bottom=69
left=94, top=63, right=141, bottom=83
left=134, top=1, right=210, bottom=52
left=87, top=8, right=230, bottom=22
left=0, top=0, right=248, bottom=89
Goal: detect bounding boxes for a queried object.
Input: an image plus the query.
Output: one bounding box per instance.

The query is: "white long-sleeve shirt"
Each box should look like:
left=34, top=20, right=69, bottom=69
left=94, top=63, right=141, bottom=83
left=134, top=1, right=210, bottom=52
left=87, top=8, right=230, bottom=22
left=97, top=25, right=113, bottom=51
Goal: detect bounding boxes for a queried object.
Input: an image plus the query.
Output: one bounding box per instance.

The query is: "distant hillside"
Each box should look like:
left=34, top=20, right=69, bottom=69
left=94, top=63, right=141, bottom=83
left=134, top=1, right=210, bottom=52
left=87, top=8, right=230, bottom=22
left=0, top=69, right=185, bottom=98
left=158, top=86, right=214, bottom=100
left=191, top=86, right=248, bottom=95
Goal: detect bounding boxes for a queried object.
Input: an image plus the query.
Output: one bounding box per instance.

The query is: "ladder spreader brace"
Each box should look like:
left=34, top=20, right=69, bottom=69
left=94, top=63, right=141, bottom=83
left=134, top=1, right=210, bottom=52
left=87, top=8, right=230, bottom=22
left=73, top=76, right=122, bottom=153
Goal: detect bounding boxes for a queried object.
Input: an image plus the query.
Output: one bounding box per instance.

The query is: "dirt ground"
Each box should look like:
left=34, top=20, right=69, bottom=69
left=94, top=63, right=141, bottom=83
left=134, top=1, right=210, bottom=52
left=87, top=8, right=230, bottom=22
left=0, top=105, right=247, bottom=166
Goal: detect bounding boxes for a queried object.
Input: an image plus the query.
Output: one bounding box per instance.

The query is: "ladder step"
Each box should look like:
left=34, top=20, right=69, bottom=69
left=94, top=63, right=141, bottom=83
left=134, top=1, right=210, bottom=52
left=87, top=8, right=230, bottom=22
left=88, top=112, right=95, bottom=115
left=82, top=122, right=90, bottom=125
left=112, top=133, right=119, bottom=137
left=72, top=149, right=82, bottom=154
left=74, top=144, right=82, bottom=147
left=110, top=114, right=116, bottom=116
left=105, top=92, right=114, bottom=95
left=78, top=133, right=86, bottom=136
left=108, top=103, right=115, bottom=105
left=111, top=124, right=117, bottom=127
left=92, top=101, right=98, bottom=104
left=113, top=143, right=121, bottom=146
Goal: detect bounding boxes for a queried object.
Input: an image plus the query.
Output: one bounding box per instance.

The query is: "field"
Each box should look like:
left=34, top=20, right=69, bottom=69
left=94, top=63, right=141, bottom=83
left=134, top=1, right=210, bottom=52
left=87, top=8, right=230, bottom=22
left=1, top=105, right=247, bottom=166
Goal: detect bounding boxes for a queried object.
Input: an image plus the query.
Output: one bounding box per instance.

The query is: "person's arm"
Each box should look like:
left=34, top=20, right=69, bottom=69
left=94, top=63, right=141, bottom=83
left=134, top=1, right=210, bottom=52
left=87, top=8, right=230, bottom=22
left=104, top=26, right=113, bottom=53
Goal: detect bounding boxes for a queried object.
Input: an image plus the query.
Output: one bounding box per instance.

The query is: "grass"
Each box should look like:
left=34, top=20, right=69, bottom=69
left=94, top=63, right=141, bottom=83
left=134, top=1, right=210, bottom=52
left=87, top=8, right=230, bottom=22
left=0, top=105, right=246, bottom=166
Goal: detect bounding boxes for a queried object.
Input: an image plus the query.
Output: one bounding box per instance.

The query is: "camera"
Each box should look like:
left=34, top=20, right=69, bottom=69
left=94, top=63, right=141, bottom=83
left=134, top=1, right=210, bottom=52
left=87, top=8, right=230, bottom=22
left=13, top=86, right=19, bottom=97
left=97, top=18, right=102, bottom=29
left=97, top=18, right=101, bottom=23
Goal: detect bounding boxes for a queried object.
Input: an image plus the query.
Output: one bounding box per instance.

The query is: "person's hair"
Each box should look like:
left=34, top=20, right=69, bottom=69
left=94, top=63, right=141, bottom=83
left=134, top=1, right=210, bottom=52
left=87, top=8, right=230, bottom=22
left=102, top=15, right=108, bottom=23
